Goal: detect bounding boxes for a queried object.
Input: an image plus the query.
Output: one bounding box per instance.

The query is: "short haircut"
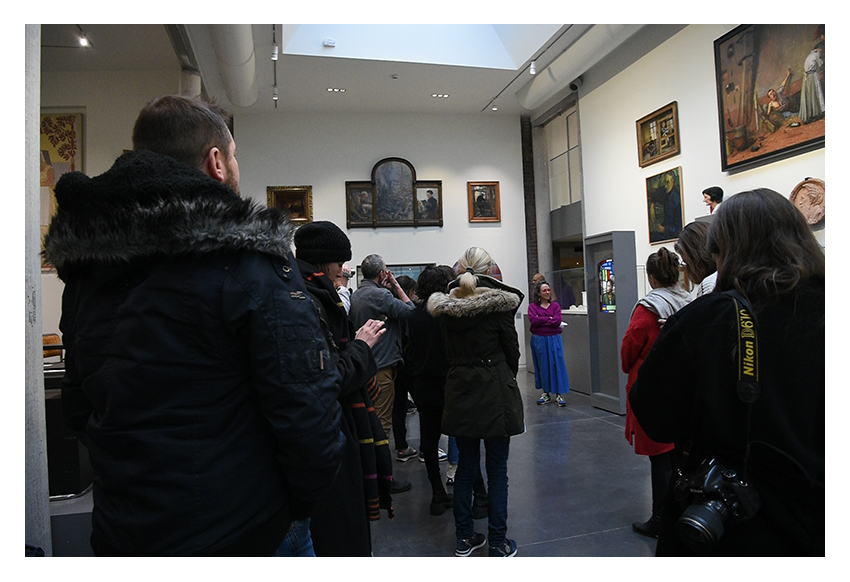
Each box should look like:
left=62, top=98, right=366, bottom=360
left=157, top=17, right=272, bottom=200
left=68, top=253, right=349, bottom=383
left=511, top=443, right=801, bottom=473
left=703, top=186, right=724, bottom=203
left=360, top=254, right=385, bottom=280
left=707, top=188, right=824, bottom=310
left=415, top=265, right=454, bottom=302
left=132, top=95, right=234, bottom=171
left=645, top=247, right=680, bottom=287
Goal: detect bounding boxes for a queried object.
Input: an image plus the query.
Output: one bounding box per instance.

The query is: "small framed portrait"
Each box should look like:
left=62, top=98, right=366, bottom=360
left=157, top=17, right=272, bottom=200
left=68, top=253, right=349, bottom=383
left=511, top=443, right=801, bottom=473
left=636, top=101, right=680, bottom=168
left=415, top=182, right=443, bottom=226
left=267, top=185, right=313, bottom=224
left=468, top=181, right=501, bottom=223
left=646, top=166, right=684, bottom=244
left=346, top=181, right=375, bottom=228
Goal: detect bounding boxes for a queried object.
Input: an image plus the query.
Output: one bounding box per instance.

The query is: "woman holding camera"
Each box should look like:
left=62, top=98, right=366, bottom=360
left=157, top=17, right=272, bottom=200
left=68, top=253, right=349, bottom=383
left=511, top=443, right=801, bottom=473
left=629, top=189, right=824, bottom=556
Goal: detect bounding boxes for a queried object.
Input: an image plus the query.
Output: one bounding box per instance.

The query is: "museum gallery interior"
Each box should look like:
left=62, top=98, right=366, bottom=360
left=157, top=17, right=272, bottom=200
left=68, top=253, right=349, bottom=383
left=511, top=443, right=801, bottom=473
left=24, top=24, right=826, bottom=561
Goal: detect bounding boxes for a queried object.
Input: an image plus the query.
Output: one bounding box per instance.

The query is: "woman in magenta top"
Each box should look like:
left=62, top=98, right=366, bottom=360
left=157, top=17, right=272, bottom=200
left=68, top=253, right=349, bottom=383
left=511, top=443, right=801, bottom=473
left=528, top=280, right=570, bottom=406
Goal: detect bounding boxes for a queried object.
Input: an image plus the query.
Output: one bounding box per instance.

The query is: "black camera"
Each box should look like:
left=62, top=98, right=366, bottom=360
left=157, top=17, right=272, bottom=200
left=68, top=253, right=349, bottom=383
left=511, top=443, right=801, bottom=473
left=673, top=459, right=761, bottom=551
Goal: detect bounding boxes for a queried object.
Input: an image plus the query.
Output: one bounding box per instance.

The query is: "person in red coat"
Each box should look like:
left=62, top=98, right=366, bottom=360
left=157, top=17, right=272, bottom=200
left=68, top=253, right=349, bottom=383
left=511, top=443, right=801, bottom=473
left=621, top=248, right=691, bottom=538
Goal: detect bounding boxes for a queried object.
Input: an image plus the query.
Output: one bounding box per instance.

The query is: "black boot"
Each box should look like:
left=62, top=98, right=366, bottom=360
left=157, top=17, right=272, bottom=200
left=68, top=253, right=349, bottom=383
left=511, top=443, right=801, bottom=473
left=631, top=514, right=661, bottom=538
left=430, top=489, right=453, bottom=515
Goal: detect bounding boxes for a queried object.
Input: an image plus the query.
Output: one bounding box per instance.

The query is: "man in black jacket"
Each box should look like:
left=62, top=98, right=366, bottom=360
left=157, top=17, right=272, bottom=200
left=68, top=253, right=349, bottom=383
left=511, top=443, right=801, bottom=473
left=44, top=95, right=345, bottom=556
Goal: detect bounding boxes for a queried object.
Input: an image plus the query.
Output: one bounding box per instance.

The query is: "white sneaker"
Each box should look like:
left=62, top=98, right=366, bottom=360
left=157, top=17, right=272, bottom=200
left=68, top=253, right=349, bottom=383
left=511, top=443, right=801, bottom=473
left=419, top=448, right=448, bottom=462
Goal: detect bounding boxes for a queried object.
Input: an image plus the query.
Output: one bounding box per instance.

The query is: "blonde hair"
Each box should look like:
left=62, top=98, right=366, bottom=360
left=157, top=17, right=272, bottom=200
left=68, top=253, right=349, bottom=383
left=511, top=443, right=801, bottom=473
left=455, top=247, right=493, bottom=297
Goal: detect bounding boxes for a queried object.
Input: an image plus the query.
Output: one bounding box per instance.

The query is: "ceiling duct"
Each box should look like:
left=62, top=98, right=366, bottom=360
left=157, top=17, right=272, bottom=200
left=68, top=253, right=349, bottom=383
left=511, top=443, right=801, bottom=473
left=209, top=24, right=258, bottom=108
left=515, top=24, right=644, bottom=110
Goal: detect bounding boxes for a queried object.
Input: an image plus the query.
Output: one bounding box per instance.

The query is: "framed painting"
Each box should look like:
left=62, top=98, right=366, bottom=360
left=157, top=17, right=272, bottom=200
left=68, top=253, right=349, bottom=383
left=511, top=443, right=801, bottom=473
left=714, top=24, right=825, bottom=172
left=267, top=185, right=313, bottom=224
left=346, top=181, right=375, bottom=228
left=373, top=157, right=415, bottom=227
left=636, top=101, right=680, bottom=168
left=415, top=182, right=443, bottom=226
left=40, top=111, right=84, bottom=271
left=468, top=181, right=500, bottom=223
left=646, top=167, right=684, bottom=244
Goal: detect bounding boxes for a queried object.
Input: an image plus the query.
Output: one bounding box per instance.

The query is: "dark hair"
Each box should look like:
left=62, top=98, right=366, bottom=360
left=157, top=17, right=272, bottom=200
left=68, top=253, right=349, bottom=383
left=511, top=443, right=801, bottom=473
left=645, top=247, right=680, bottom=287
left=707, top=188, right=824, bottom=310
left=675, top=222, right=716, bottom=284
left=703, top=186, right=724, bottom=203
left=132, top=95, right=233, bottom=170
left=396, top=275, right=416, bottom=297
left=532, top=279, right=557, bottom=305
left=416, top=265, right=454, bottom=302
left=360, top=254, right=384, bottom=280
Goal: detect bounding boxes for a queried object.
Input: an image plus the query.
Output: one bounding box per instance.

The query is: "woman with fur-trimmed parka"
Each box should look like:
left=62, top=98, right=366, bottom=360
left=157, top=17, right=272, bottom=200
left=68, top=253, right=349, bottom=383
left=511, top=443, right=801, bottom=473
left=427, top=247, right=525, bottom=558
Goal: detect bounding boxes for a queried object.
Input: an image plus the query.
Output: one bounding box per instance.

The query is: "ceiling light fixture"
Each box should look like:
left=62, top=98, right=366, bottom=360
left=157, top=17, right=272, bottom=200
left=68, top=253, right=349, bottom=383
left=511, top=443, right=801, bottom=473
left=431, top=94, right=449, bottom=99
left=327, top=87, right=346, bottom=93
left=529, top=60, right=537, bottom=75
left=76, top=25, right=91, bottom=48
left=491, top=100, right=498, bottom=111
left=271, top=25, right=278, bottom=108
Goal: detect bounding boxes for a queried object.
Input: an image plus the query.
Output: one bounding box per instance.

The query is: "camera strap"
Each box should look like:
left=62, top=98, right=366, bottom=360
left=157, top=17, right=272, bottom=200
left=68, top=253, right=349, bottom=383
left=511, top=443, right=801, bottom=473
left=728, top=290, right=760, bottom=484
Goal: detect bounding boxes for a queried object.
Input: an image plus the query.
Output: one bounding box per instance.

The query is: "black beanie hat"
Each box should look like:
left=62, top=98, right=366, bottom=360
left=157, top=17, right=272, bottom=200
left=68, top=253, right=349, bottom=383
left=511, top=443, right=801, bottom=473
left=294, top=221, right=352, bottom=265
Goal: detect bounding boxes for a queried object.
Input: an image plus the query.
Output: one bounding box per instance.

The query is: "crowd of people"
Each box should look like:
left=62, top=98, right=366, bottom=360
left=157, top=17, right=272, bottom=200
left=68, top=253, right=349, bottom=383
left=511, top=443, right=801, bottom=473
left=43, top=94, right=824, bottom=557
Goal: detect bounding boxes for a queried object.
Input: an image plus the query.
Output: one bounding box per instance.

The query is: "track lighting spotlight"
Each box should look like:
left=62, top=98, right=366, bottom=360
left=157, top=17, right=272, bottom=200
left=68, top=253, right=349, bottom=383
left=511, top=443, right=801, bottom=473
left=530, top=61, right=536, bottom=75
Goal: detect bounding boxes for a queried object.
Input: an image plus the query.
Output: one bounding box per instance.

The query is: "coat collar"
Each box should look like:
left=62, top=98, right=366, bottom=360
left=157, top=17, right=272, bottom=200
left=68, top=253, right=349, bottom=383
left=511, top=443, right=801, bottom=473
left=44, top=150, right=295, bottom=275
left=427, top=284, right=522, bottom=319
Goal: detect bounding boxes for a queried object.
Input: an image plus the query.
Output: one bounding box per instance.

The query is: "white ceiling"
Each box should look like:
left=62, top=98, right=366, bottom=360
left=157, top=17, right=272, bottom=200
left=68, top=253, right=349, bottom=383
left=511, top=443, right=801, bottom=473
left=39, top=24, right=637, bottom=117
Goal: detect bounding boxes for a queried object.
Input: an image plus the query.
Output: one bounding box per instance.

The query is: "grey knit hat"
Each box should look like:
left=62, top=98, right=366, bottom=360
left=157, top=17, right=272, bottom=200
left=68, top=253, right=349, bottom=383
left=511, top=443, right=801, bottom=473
left=294, top=221, right=352, bottom=265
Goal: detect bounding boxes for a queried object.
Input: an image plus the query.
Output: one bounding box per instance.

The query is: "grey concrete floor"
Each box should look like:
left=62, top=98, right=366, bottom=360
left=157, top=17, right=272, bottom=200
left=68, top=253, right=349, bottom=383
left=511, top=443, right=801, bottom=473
left=370, top=370, right=658, bottom=557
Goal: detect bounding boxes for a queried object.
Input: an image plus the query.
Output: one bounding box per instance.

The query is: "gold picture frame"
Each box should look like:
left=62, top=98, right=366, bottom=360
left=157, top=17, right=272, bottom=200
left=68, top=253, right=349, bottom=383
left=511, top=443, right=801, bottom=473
left=267, top=185, right=313, bottom=224
left=468, top=181, right=500, bottom=223
left=636, top=101, right=680, bottom=169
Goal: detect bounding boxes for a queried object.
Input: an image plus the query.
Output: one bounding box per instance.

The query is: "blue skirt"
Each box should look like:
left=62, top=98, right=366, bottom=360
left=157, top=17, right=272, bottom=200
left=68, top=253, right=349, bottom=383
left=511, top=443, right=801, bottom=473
left=530, top=334, right=570, bottom=395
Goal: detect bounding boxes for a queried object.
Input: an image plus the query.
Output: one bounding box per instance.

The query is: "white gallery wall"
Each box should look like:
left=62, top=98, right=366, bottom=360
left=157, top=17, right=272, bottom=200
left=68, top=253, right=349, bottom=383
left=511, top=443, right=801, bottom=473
left=38, top=24, right=828, bottom=369
left=235, top=111, right=526, bottom=290
left=580, top=24, right=826, bottom=266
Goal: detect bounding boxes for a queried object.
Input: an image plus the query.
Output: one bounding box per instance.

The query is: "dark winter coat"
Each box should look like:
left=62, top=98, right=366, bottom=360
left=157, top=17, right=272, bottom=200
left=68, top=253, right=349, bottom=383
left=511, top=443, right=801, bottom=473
left=296, top=259, right=394, bottom=557
left=427, top=275, right=525, bottom=439
left=43, top=150, right=345, bottom=556
left=407, top=301, right=449, bottom=409
left=629, top=282, right=825, bottom=556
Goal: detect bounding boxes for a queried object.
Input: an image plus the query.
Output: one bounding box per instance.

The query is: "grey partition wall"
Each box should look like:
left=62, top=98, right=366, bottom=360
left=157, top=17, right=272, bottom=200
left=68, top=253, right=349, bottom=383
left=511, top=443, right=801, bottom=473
left=585, top=231, right=637, bottom=414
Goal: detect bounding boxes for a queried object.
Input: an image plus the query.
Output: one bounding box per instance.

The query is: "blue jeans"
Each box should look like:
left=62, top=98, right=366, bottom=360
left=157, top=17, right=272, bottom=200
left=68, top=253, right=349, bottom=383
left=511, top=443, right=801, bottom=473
left=453, top=436, right=510, bottom=547
left=274, top=518, right=315, bottom=556
left=448, top=436, right=459, bottom=465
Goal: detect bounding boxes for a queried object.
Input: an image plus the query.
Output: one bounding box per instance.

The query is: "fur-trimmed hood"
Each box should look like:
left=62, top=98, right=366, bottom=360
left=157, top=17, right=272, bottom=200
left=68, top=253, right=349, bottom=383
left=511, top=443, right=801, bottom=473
left=44, top=149, right=294, bottom=276
left=427, top=275, right=523, bottom=320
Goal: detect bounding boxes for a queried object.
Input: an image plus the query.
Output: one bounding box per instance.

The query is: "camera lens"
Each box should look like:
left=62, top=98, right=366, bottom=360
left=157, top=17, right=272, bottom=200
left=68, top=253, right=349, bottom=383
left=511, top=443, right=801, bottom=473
left=676, top=499, right=728, bottom=551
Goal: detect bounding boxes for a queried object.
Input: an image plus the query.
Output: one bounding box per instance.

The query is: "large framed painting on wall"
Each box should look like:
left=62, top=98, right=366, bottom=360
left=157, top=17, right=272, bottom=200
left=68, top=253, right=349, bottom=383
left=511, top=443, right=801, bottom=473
left=373, top=157, right=415, bottom=227
left=40, top=111, right=84, bottom=270
left=346, top=158, right=442, bottom=228
left=646, top=166, right=684, bottom=244
left=714, top=24, right=825, bottom=172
